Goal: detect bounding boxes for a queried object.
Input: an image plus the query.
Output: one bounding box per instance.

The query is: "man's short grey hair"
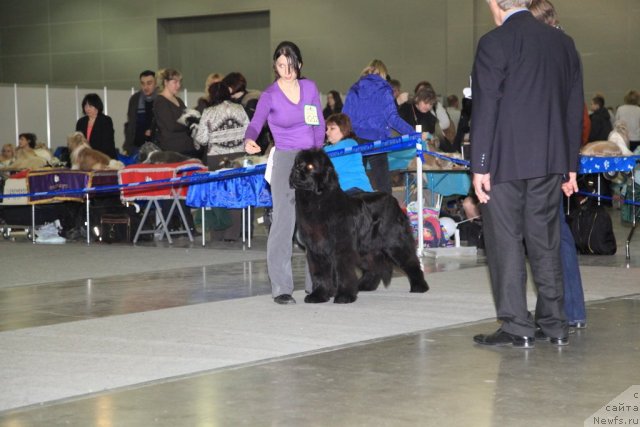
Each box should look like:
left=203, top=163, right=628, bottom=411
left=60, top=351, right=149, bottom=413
left=490, top=0, right=532, bottom=10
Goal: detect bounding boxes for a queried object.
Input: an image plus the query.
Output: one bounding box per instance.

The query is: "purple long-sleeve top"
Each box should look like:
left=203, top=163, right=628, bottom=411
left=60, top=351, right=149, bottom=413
left=244, top=78, right=325, bottom=151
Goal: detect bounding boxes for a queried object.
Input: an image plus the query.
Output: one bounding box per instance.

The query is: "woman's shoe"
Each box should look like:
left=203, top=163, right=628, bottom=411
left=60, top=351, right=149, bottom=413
left=274, top=294, right=296, bottom=305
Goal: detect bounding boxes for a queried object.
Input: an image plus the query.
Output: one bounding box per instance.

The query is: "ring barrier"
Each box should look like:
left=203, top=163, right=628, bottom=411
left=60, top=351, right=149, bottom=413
left=1, top=148, right=637, bottom=209
left=0, top=134, right=430, bottom=201
left=1, top=135, right=638, bottom=255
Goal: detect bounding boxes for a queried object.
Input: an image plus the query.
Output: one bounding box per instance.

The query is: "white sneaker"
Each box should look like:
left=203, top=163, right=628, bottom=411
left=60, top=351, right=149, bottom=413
left=35, top=221, right=66, bottom=244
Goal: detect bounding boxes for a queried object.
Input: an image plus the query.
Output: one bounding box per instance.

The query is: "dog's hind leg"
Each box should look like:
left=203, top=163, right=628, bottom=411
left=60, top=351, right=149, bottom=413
left=384, top=246, right=429, bottom=293
left=356, top=253, right=388, bottom=291
left=357, top=270, right=382, bottom=292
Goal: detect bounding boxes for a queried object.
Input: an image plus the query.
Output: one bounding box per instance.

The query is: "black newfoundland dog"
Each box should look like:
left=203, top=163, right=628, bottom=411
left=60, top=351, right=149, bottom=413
left=289, top=149, right=429, bottom=304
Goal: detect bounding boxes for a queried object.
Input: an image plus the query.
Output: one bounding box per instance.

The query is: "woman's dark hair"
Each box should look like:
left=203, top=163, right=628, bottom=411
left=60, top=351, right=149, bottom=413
left=81, top=93, right=104, bottom=114
left=414, top=80, right=434, bottom=94
left=592, top=96, right=605, bottom=109
left=326, top=113, right=355, bottom=140
left=19, top=133, right=37, bottom=148
left=326, top=90, right=343, bottom=111
left=414, top=87, right=437, bottom=105
left=272, top=41, right=303, bottom=79
left=208, top=82, right=231, bottom=106
left=222, top=72, right=247, bottom=95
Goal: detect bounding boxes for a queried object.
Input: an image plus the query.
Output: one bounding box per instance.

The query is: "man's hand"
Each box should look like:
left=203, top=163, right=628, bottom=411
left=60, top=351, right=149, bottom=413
left=244, top=139, right=261, bottom=154
left=562, top=172, right=578, bottom=197
left=473, top=173, right=491, bottom=203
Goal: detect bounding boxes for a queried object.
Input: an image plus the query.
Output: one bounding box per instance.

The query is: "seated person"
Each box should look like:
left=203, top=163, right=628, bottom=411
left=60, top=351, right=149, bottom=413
left=10, top=146, right=48, bottom=170
left=0, top=143, right=16, bottom=192
left=324, top=113, right=373, bottom=193
left=11, top=133, right=53, bottom=169
left=0, top=144, right=16, bottom=175
left=0, top=144, right=16, bottom=167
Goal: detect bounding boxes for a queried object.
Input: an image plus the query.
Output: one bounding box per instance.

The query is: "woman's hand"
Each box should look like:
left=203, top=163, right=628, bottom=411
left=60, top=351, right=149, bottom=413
left=244, top=139, right=261, bottom=154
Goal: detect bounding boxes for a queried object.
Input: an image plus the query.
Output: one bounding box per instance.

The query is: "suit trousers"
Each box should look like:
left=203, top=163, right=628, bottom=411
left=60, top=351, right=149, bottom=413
left=267, top=149, right=312, bottom=297
left=480, top=174, right=567, bottom=338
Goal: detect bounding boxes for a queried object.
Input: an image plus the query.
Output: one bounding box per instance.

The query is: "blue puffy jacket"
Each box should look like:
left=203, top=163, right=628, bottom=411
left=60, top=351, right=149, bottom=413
left=343, top=74, right=415, bottom=141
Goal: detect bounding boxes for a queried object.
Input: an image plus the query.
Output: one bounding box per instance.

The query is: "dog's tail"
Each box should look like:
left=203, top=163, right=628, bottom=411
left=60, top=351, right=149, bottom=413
left=380, top=256, right=393, bottom=287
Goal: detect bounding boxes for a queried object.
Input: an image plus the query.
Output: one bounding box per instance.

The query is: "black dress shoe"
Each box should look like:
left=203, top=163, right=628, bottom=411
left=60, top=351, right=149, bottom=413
left=473, top=329, right=534, bottom=348
left=534, top=329, right=569, bottom=346
left=274, top=294, right=296, bottom=305
left=568, top=321, right=587, bottom=329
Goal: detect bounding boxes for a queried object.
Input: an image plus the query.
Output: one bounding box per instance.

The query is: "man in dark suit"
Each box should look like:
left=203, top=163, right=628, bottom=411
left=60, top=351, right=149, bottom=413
left=123, top=70, right=157, bottom=155
left=470, top=0, right=583, bottom=348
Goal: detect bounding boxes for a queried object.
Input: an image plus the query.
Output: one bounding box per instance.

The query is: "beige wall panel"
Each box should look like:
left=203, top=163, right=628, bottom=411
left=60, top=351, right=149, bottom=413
left=15, top=86, right=48, bottom=146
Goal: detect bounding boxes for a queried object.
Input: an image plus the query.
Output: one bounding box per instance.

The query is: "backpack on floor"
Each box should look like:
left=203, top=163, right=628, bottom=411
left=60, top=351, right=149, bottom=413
left=567, top=201, right=616, bottom=255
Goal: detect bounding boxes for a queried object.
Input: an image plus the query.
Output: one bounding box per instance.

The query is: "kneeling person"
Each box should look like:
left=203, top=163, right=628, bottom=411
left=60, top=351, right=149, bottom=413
left=324, top=113, right=373, bottom=193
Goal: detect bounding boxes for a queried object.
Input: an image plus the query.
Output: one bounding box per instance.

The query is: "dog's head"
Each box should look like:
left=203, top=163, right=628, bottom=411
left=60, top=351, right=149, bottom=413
left=66, top=131, right=88, bottom=153
left=138, top=141, right=161, bottom=163
left=289, top=149, right=340, bottom=195
left=608, top=120, right=632, bottom=155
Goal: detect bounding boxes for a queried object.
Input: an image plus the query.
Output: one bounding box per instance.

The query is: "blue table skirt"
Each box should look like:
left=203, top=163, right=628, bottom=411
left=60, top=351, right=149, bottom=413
left=185, top=155, right=640, bottom=209
left=579, top=155, right=639, bottom=173
left=187, top=174, right=272, bottom=208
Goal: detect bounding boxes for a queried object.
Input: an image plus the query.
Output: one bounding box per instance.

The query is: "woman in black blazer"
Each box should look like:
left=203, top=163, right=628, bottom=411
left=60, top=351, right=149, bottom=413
left=75, top=93, right=118, bottom=159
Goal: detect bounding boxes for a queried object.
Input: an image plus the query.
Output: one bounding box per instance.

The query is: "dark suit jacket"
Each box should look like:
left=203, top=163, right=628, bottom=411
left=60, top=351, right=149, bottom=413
left=123, top=91, right=142, bottom=154
left=123, top=91, right=157, bottom=154
left=470, top=11, right=584, bottom=184
left=76, top=113, right=117, bottom=159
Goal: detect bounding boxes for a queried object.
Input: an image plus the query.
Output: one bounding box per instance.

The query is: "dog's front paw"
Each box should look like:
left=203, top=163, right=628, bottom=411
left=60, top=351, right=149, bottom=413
left=304, top=291, right=330, bottom=304
left=333, top=293, right=357, bottom=304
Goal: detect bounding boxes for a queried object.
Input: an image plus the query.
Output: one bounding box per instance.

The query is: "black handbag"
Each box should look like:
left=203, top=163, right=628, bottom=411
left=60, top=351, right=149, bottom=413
left=567, top=201, right=616, bottom=255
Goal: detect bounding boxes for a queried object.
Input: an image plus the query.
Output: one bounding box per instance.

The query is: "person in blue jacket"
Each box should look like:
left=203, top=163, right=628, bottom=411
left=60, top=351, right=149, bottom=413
left=324, top=113, right=373, bottom=193
left=342, top=59, right=415, bottom=193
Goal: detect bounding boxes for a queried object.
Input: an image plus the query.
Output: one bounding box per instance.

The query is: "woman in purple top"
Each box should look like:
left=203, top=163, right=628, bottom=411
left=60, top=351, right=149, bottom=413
left=245, top=41, right=325, bottom=305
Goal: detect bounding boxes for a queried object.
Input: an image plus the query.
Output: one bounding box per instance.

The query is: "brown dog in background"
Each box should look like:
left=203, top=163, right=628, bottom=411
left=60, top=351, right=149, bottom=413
left=580, top=121, right=633, bottom=157
left=67, top=132, right=123, bottom=171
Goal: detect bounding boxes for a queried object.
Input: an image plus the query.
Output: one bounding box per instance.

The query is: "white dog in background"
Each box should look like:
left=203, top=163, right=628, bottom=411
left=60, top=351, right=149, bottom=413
left=581, top=121, right=633, bottom=157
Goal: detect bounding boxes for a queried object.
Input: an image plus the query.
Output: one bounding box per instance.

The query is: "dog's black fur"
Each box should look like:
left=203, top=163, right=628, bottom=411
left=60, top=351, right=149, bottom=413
left=290, top=149, right=429, bottom=304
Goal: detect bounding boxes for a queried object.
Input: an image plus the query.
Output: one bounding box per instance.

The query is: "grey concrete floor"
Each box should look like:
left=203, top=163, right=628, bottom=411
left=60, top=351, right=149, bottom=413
left=0, top=213, right=638, bottom=426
